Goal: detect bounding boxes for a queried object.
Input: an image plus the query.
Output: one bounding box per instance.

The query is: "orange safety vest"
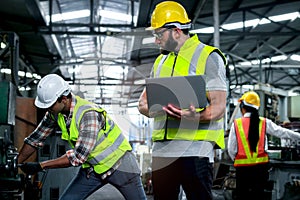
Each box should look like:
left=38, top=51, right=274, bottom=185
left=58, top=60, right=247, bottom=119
left=233, top=117, right=269, bottom=167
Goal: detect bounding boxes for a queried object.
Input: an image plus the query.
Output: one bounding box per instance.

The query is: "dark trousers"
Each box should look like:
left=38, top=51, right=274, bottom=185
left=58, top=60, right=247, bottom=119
left=235, top=164, right=269, bottom=200
left=59, top=152, right=146, bottom=200
left=152, top=156, right=213, bottom=200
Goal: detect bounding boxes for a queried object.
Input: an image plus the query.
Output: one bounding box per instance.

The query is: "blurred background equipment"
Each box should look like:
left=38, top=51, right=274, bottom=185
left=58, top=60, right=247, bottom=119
left=0, top=78, right=23, bottom=199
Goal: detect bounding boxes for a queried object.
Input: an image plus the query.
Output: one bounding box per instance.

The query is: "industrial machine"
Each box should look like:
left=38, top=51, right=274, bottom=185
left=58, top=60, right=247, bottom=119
left=0, top=82, right=39, bottom=200
left=0, top=127, right=41, bottom=200
left=0, top=81, right=40, bottom=199
left=0, top=80, right=22, bottom=199
left=268, top=121, right=300, bottom=200
left=0, top=127, right=23, bottom=199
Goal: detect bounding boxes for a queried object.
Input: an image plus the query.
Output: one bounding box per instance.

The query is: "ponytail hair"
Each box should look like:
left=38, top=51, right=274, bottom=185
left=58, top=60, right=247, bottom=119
left=241, top=102, right=260, bottom=152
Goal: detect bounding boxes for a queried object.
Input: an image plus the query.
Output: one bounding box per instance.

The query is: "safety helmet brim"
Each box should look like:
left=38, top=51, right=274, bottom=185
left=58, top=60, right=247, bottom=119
left=238, top=91, right=260, bottom=110
left=34, top=96, right=54, bottom=109
left=34, top=74, right=71, bottom=109
left=147, top=1, right=191, bottom=30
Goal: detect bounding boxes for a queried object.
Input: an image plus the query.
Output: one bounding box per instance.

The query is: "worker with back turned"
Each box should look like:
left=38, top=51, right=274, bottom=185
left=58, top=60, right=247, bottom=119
left=228, top=91, right=300, bottom=200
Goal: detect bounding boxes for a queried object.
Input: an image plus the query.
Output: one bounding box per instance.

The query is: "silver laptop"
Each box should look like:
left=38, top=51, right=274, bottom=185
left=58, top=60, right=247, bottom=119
left=145, top=75, right=207, bottom=112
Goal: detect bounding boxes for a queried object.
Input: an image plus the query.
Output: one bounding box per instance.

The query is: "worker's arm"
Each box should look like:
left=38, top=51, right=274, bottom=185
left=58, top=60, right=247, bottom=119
left=19, top=153, right=71, bottom=174
left=227, top=123, right=237, bottom=161
left=200, top=90, right=227, bottom=121
left=18, top=142, right=71, bottom=171
left=18, top=143, right=37, bottom=163
left=138, top=88, right=150, bottom=117
left=18, top=143, right=70, bottom=175
left=19, top=111, right=57, bottom=164
left=138, top=87, right=167, bottom=118
left=163, top=90, right=226, bottom=121
left=40, top=154, right=71, bottom=169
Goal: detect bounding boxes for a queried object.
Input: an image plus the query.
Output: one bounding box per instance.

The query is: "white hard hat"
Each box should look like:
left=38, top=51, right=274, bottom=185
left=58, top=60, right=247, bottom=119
left=35, top=74, right=71, bottom=108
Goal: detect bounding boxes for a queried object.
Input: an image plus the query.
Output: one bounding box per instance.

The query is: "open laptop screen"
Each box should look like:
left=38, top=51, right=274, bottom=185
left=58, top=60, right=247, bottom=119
left=145, top=75, right=207, bottom=112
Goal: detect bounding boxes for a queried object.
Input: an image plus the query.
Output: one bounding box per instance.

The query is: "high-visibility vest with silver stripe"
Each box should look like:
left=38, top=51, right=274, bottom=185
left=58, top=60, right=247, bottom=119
left=57, top=96, right=132, bottom=174
left=152, top=34, right=227, bottom=149
left=233, top=117, right=269, bottom=167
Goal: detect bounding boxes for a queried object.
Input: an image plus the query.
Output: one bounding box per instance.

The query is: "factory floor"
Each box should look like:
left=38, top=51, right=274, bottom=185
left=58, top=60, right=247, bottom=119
left=86, top=184, right=226, bottom=200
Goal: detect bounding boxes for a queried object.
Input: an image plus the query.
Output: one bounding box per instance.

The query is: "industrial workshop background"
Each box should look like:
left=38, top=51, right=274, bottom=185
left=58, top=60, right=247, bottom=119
left=0, top=0, right=300, bottom=200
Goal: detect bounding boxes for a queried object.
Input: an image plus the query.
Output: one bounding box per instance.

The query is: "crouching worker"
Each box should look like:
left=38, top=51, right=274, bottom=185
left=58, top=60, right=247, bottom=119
left=18, top=74, right=146, bottom=200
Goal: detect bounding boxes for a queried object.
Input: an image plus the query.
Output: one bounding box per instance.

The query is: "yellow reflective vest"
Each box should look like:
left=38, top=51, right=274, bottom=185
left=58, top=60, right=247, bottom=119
left=152, top=34, right=227, bottom=149
left=57, top=96, right=132, bottom=174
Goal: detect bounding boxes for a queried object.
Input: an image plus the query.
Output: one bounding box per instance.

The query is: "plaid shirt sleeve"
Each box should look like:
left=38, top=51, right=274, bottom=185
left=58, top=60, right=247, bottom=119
left=66, top=111, right=104, bottom=166
left=24, top=112, right=57, bottom=148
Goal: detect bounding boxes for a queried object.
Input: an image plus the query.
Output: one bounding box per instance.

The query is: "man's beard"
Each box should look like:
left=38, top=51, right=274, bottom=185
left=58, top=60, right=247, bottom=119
left=160, top=34, right=178, bottom=53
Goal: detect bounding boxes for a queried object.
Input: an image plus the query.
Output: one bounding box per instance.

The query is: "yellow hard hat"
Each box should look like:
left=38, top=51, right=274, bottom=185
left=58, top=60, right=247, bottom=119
left=147, top=1, right=191, bottom=30
left=238, top=91, right=260, bottom=109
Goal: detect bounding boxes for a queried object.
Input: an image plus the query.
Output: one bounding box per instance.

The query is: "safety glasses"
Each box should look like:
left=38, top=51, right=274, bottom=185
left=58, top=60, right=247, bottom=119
left=152, top=28, right=170, bottom=39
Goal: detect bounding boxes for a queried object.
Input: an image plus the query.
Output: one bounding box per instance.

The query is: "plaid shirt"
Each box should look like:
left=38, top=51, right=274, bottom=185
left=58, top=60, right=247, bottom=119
left=24, top=94, right=104, bottom=166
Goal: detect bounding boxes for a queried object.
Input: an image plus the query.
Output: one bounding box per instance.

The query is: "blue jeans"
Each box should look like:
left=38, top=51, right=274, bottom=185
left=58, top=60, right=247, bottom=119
left=152, top=157, right=213, bottom=200
left=60, top=152, right=146, bottom=200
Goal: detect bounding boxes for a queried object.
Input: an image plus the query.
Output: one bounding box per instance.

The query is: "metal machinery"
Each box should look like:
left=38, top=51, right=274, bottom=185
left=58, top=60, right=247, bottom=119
left=0, top=125, right=25, bottom=200
left=268, top=122, right=300, bottom=200
left=0, top=32, right=24, bottom=199
left=0, top=32, right=40, bottom=199
left=0, top=82, right=41, bottom=200
left=0, top=81, right=24, bottom=199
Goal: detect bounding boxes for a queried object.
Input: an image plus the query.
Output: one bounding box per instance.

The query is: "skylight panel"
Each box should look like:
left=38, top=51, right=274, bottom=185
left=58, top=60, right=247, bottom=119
left=46, top=9, right=90, bottom=22
left=191, top=11, right=300, bottom=34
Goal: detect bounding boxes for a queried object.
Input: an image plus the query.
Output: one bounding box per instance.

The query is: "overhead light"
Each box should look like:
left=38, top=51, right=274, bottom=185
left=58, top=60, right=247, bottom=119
left=0, top=68, right=11, bottom=74
left=270, top=55, right=287, bottom=62
left=291, top=54, right=300, bottom=62
left=221, top=19, right=260, bottom=30
left=191, top=11, right=300, bottom=34
left=46, top=9, right=137, bottom=24
left=269, top=12, right=299, bottom=22
left=228, top=64, right=235, bottom=71
left=0, top=68, right=41, bottom=79
left=46, top=9, right=90, bottom=22
left=19, top=86, right=32, bottom=91
left=237, top=55, right=289, bottom=66
left=229, top=85, right=254, bottom=90
left=0, top=41, right=6, bottom=49
left=239, top=61, right=252, bottom=66
left=99, top=10, right=137, bottom=23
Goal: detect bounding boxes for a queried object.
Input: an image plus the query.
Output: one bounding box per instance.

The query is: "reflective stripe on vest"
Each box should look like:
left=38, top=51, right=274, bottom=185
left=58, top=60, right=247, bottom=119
left=152, top=35, right=227, bottom=149
left=233, top=117, right=269, bottom=167
left=57, top=96, right=132, bottom=174
left=155, top=54, right=168, bottom=77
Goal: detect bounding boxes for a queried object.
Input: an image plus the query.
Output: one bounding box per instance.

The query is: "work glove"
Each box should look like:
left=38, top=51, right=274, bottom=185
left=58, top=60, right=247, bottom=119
left=19, top=162, right=43, bottom=175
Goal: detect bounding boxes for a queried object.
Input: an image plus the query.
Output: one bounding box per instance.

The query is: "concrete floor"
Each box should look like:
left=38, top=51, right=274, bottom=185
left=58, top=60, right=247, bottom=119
left=86, top=184, right=154, bottom=200
left=86, top=184, right=225, bottom=200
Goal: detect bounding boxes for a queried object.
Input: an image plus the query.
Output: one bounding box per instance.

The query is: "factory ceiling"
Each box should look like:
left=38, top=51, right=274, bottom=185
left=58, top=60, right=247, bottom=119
left=0, top=0, right=300, bottom=108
